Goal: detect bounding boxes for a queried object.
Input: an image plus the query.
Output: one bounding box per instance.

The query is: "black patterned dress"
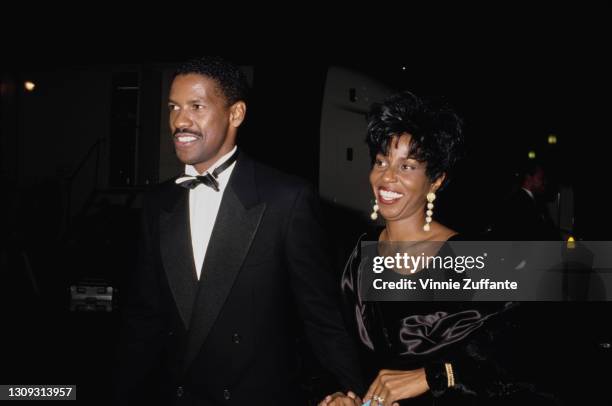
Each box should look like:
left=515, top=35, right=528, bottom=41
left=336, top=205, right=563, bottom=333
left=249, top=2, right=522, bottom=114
left=340, top=232, right=555, bottom=406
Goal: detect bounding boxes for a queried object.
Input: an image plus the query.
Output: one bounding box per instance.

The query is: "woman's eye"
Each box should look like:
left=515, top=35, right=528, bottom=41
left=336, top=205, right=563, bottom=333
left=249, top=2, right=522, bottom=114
left=375, top=159, right=386, bottom=167
left=401, top=164, right=416, bottom=171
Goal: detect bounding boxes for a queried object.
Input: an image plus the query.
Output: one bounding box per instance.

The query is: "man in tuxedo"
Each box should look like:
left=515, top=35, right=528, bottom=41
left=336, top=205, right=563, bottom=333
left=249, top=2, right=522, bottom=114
left=114, top=57, right=363, bottom=405
left=493, top=160, right=561, bottom=241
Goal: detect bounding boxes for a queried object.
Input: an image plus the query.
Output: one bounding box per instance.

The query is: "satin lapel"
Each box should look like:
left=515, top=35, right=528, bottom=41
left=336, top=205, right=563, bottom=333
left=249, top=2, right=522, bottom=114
left=159, top=186, right=198, bottom=329
left=182, top=157, right=265, bottom=373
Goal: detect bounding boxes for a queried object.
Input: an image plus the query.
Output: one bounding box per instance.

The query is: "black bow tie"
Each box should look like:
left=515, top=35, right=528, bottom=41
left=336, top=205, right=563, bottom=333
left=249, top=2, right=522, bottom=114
left=176, top=149, right=239, bottom=191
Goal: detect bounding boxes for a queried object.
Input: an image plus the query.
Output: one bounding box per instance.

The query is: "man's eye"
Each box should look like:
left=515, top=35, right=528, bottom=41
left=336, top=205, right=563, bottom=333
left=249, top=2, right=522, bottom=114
left=193, top=104, right=205, bottom=110
left=168, top=104, right=179, bottom=111
left=401, top=164, right=415, bottom=171
left=375, top=159, right=386, bottom=167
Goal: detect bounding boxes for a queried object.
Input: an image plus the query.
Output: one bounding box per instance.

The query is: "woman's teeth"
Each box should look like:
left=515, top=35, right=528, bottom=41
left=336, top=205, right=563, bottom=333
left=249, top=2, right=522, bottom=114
left=379, top=189, right=404, bottom=201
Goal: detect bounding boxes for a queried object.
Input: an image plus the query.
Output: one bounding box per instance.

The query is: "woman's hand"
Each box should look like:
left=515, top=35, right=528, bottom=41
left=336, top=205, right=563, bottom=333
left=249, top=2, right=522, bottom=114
left=318, top=391, right=362, bottom=406
left=364, top=368, right=429, bottom=406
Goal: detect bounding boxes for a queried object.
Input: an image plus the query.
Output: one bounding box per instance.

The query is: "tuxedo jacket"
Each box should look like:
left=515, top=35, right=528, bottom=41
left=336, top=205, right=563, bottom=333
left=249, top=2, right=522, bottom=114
left=493, top=188, right=560, bottom=241
left=114, top=154, right=363, bottom=405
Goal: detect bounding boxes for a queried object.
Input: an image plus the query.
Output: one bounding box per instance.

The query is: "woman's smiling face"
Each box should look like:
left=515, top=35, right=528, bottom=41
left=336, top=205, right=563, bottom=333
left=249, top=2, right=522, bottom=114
left=370, top=133, right=441, bottom=222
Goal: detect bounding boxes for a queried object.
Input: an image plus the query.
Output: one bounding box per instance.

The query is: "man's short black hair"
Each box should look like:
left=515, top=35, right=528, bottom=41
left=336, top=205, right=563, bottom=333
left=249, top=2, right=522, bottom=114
left=174, top=56, right=249, bottom=106
left=366, top=91, right=464, bottom=184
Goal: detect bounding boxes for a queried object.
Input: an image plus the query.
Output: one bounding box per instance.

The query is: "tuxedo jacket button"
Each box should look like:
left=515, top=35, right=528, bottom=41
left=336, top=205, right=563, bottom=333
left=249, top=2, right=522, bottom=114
left=223, top=389, right=231, bottom=400
left=232, top=333, right=241, bottom=344
left=176, top=386, right=184, bottom=397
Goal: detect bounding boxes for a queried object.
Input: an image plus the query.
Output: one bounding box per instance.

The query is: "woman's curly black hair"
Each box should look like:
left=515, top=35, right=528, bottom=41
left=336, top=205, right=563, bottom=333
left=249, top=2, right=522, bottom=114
left=366, top=91, right=464, bottom=186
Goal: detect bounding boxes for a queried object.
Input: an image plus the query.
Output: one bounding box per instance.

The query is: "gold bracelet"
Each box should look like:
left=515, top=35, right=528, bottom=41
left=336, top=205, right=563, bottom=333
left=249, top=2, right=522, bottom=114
left=444, top=362, right=455, bottom=387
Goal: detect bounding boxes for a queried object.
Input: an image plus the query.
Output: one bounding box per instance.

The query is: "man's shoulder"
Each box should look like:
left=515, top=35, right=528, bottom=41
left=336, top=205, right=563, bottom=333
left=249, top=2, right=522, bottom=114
left=139, top=176, right=181, bottom=209
left=148, top=176, right=180, bottom=195
left=253, top=161, right=308, bottom=187
left=250, top=159, right=309, bottom=192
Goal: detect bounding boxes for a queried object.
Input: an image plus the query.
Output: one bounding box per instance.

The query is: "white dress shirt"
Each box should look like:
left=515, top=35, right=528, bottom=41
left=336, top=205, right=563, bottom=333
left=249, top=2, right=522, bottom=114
left=521, top=187, right=535, bottom=201
left=185, top=146, right=237, bottom=280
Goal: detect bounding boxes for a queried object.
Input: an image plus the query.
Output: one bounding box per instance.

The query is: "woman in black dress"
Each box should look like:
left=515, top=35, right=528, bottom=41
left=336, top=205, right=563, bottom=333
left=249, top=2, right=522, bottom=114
left=322, top=91, right=545, bottom=406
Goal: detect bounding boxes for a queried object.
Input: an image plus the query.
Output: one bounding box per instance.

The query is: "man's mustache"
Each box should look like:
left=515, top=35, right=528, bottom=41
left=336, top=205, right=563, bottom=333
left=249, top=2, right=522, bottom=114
left=173, top=129, right=203, bottom=138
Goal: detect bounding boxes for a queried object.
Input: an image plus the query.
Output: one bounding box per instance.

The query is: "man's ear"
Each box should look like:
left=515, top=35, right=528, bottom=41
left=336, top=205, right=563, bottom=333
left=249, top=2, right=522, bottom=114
left=229, top=101, right=246, bottom=128
left=431, top=173, right=446, bottom=193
